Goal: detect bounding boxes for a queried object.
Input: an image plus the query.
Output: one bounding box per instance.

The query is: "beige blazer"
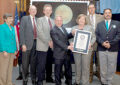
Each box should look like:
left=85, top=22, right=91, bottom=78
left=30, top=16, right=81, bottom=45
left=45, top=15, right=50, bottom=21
left=36, top=16, right=55, bottom=51
left=86, top=14, right=104, bottom=50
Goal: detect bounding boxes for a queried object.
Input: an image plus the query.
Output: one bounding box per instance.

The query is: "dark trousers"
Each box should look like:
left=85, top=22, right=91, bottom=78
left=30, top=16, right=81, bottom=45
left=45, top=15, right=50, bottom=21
left=36, top=51, right=47, bottom=84
left=18, top=49, right=22, bottom=77
left=46, top=47, right=53, bottom=79
left=22, top=40, right=37, bottom=81
left=54, top=55, right=72, bottom=85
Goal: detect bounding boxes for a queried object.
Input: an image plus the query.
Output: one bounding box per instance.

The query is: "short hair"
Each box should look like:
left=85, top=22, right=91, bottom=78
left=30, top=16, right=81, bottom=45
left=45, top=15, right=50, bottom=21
left=3, top=13, right=12, bottom=20
left=88, top=2, right=95, bottom=8
left=29, top=5, right=37, bottom=10
left=103, top=8, right=112, bottom=13
left=54, top=15, right=63, bottom=20
left=76, top=14, right=87, bottom=25
left=43, top=4, right=52, bottom=10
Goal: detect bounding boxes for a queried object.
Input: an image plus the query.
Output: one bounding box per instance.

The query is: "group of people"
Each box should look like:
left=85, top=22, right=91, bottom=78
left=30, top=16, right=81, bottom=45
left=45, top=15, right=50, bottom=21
left=0, top=2, right=120, bottom=85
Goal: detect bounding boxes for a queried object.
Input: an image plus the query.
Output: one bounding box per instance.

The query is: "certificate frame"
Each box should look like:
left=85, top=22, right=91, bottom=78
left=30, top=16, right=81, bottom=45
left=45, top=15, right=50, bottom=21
left=73, top=30, right=91, bottom=54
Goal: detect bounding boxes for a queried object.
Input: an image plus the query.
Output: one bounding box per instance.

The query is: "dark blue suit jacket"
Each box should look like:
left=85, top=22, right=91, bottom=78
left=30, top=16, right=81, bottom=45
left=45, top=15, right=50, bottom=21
left=50, top=26, right=73, bottom=59
left=96, top=20, right=120, bottom=51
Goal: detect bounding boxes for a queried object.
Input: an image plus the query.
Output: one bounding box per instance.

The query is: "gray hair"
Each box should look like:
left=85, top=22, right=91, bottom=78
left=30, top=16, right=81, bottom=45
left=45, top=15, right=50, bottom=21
left=3, top=13, right=12, bottom=19
left=43, top=4, right=52, bottom=10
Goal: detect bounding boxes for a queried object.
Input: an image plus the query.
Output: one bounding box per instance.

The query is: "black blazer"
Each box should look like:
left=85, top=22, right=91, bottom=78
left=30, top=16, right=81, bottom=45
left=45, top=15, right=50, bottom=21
left=50, top=26, right=73, bottom=59
left=96, top=20, right=120, bottom=51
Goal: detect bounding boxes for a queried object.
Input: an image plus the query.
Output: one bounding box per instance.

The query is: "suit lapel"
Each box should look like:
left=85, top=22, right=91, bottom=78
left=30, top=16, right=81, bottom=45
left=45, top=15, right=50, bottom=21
left=103, top=21, right=108, bottom=32
left=28, top=16, right=34, bottom=32
left=108, top=20, right=113, bottom=32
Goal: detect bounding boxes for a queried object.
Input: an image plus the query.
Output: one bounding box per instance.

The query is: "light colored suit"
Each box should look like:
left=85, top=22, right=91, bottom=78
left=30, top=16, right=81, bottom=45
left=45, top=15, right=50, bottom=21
left=36, top=16, right=55, bottom=52
left=86, top=14, right=104, bottom=30
left=72, top=25, right=96, bottom=85
left=86, top=14, right=104, bottom=82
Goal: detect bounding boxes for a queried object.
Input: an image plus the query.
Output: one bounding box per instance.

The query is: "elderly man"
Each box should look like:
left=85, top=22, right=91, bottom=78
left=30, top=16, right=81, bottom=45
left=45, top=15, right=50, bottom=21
left=19, top=5, right=37, bottom=85
left=50, top=16, right=73, bottom=85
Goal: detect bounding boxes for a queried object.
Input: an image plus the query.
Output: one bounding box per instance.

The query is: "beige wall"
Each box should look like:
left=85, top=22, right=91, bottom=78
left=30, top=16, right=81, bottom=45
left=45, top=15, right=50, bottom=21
left=0, top=0, right=16, bottom=24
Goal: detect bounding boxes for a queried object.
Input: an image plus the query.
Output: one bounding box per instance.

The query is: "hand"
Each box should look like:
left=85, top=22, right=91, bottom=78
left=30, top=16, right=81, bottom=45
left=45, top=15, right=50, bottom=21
left=3, top=51, right=8, bottom=57
left=102, top=41, right=111, bottom=49
left=22, top=45, right=27, bottom=52
left=67, top=45, right=73, bottom=51
left=49, top=40, right=53, bottom=49
left=71, top=29, right=77, bottom=36
left=88, top=43, right=92, bottom=50
left=14, top=51, right=17, bottom=55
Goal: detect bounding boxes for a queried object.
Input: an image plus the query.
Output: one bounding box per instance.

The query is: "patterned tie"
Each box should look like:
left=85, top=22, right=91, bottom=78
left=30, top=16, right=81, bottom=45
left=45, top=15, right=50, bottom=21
left=90, top=15, right=94, bottom=27
left=48, top=18, right=52, bottom=29
left=106, top=21, right=109, bottom=30
left=33, top=18, right=37, bottom=39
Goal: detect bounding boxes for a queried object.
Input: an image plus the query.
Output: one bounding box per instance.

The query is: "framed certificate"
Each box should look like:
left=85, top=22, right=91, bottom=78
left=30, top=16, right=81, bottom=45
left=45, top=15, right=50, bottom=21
left=73, top=30, right=91, bottom=54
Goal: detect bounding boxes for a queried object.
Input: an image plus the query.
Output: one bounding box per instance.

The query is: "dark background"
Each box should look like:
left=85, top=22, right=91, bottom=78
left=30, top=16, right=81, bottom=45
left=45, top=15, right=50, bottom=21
left=33, top=1, right=88, bottom=28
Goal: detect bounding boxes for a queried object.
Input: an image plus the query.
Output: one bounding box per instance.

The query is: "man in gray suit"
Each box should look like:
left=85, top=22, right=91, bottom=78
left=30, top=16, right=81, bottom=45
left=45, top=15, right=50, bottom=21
left=96, top=8, right=120, bottom=85
left=19, top=5, right=37, bottom=85
left=36, top=4, right=55, bottom=85
left=86, top=3, right=104, bottom=82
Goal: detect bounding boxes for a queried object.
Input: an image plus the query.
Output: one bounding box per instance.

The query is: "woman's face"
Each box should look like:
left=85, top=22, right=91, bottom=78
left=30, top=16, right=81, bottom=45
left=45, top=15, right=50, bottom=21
left=5, top=17, right=13, bottom=25
left=78, top=16, right=85, bottom=25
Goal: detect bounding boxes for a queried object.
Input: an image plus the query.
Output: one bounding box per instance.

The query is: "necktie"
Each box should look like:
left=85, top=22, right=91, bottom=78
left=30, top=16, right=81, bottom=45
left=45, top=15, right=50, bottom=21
left=33, top=18, right=37, bottom=39
left=106, top=21, right=109, bottom=30
left=48, top=18, right=52, bottom=29
left=90, top=15, right=94, bottom=27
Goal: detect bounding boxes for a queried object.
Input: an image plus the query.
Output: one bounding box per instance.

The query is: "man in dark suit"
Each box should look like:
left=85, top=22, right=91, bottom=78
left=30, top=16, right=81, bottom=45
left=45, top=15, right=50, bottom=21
left=50, top=16, right=73, bottom=85
left=19, top=5, right=37, bottom=85
left=96, top=8, right=120, bottom=85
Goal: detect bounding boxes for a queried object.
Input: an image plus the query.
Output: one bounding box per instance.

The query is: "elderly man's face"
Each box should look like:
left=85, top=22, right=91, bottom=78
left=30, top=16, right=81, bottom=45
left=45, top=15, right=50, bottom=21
left=55, top=16, right=63, bottom=27
left=29, top=6, right=37, bottom=17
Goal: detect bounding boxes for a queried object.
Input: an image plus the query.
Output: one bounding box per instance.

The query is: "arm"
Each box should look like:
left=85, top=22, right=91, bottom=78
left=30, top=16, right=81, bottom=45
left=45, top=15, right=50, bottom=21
left=95, top=24, right=104, bottom=45
left=19, top=17, right=26, bottom=46
left=90, top=26, right=96, bottom=46
left=37, top=18, right=50, bottom=44
left=109, top=22, right=120, bottom=45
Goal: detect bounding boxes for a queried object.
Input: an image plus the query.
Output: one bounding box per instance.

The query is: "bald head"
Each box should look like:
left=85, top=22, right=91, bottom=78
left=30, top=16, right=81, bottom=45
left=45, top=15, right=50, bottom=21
left=29, top=5, right=37, bottom=17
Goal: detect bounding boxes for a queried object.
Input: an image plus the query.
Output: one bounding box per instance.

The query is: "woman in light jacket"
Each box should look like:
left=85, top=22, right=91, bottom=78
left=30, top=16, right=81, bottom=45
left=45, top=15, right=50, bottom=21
left=72, top=14, right=96, bottom=85
left=0, top=13, right=17, bottom=85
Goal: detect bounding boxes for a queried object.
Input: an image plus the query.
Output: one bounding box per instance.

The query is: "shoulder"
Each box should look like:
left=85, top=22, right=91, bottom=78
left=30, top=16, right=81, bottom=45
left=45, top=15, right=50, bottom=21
left=38, top=16, right=45, bottom=20
left=96, top=14, right=103, bottom=17
left=72, top=25, right=78, bottom=29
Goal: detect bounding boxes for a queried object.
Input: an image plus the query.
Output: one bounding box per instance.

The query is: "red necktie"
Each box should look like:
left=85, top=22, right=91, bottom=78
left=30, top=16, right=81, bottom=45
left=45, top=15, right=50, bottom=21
left=33, top=18, right=37, bottom=39
left=48, top=18, right=52, bottom=29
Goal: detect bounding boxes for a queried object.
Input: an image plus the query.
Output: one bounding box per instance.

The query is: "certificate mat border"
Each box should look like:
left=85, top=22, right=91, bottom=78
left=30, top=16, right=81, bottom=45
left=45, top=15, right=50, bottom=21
left=73, top=30, right=91, bottom=54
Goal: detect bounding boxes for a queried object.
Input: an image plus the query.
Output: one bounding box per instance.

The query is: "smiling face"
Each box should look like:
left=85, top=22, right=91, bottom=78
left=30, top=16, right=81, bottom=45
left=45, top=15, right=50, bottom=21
left=104, top=9, right=112, bottom=20
left=78, top=16, right=86, bottom=26
left=5, top=17, right=13, bottom=25
left=43, top=6, right=52, bottom=17
left=29, top=5, right=37, bottom=17
left=55, top=16, right=63, bottom=27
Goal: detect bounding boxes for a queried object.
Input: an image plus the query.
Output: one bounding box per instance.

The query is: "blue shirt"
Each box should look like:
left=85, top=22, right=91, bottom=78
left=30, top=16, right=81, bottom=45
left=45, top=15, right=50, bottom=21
left=0, top=23, right=17, bottom=53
